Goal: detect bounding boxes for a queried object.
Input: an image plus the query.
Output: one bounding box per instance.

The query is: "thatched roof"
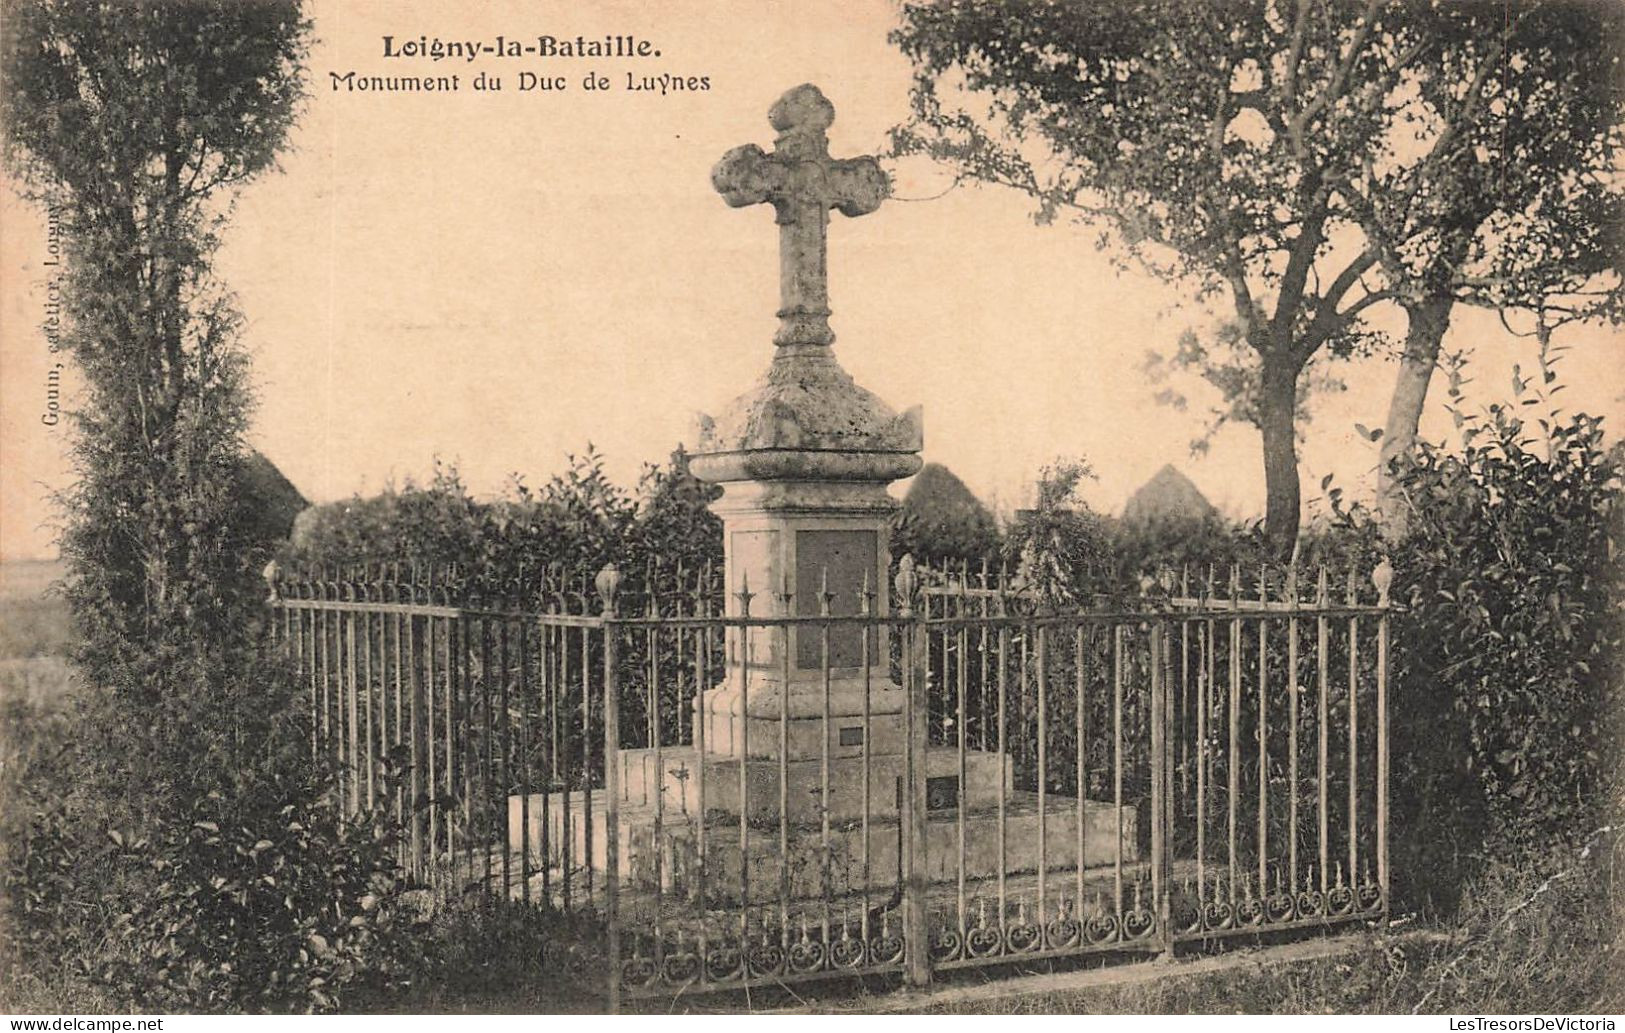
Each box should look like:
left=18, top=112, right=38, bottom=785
left=1122, top=464, right=1216, bottom=525
left=239, top=450, right=307, bottom=543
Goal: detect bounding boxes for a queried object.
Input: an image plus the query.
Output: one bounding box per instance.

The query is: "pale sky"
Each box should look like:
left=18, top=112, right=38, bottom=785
left=3, top=0, right=1621, bottom=561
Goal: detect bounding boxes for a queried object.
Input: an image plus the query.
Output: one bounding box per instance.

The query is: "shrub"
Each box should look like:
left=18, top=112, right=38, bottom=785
left=285, top=447, right=722, bottom=598
left=1382, top=400, right=1622, bottom=903
left=99, top=778, right=416, bottom=1012
left=1002, top=458, right=1111, bottom=604
left=3, top=661, right=423, bottom=1013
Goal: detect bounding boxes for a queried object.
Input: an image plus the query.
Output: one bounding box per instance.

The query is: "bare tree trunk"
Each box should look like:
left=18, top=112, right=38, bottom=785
left=1378, top=295, right=1453, bottom=539
left=1259, top=355, right=1301, bottom=561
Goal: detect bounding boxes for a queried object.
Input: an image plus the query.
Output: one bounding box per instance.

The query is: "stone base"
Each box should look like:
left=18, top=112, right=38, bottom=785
left=695, top=678, right=907, bottom=762
left=609, top=744, right=1008, bottom=823
left=507, top=751, right=1139, bottom=905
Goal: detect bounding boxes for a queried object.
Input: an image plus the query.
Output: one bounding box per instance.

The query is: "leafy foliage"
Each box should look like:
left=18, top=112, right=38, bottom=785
left=1143, top=322, right=1347, bottom=456
left=1381, top=394, right=1622, bottom=892
left=891, top=0, right=1625, bottom=554
left=3, top=659, right=425, bottom=1012
left=0, top=3, right=436, bottom=1012
left=2, top=0, right=312, bottom=701
left=284, top=447, right=723, bottom=598
left=1003, top=458, right=1109, bottom=606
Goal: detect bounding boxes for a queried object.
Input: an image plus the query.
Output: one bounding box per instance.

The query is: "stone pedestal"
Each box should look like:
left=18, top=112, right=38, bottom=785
left=686, top=336, right=922, bottom=827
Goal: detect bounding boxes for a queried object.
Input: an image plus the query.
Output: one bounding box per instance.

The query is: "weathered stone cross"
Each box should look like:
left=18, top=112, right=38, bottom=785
left=712, top=83, right=890, bottom=349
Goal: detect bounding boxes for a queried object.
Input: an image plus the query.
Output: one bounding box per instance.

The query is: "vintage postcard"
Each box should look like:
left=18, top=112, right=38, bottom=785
left=2, top=0, right=1620, bottom=1019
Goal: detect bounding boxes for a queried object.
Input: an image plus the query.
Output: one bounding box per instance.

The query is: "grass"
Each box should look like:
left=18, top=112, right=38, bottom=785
left=0, top=559, right=102, bottom=1014
left=0, top=560, right=76, bottom=712
left=908, top=827, right=1623, bottom=1015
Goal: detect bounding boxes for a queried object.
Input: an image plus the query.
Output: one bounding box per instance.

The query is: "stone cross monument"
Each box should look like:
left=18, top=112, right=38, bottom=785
left=688, top=83, right=925, bottom=819
left=514, top=84, right=1129, bottom=899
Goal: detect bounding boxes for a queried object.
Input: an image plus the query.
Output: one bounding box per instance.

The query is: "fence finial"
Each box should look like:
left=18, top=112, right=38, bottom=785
left=262, top=559, right=280, bottom=603
left=895, top=553, right=919, bottom=617
left=1372, top=556, right=1394, bottom=606
left=778, top=571, right=794, bottom=616
left=595, top=563, right=622, bottom=616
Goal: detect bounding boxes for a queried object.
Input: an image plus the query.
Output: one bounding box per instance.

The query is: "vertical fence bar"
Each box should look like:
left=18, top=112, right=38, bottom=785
left=1180, top=571, right=1191, bottom=802
left=1227, top=567, right=1240, bottom=903
left=1346, top=569, right=1360, bottom=894
left=580, top=608, right=594, bottom=902
left=320, top=588, right=333, bottom=781
left=1075, top=623, right=1087, bottom=914
left=425, top=609, right=438, bottom=888
left=1287, top=568, right=1299, bottom=897
left=648, top=589, right=664, bottom=974
left=957, top=583, right=970, bottom=946
left=979, top=561, right=990, bottom=754
left=997, top=609, right=1010, bottom=932
left=778, top=580, right=792, bottom=953
left=306, top=600, right=318, bottom=760
left=1197, top=603, right=1209, bottom=905
left=409, top=609, right=425, bottom=881
left=1035, top=623, right=1047, bottom=929
left=1148, top=620, right=1164, bottom=943
left=1160, top=616, right=1175, bottom=949
left=1376, top=562, right=1391, bottom=911
left=392, top=599, right=406, bottom=865
left=737, top=576, right=753, bottom=959
left=469, top=612, right=486, bottom=901
left=1257, top=568, right=1269, bottom=899
left=553, top=611, right=569, bottom=911
left=1113, top=623, right=1124, bottom=921
left=819, top=571, right=833, bottom=955
left=859, top=572, right=874, bottom=956
left=480, top=616, right=493, bottom=894
left=345, top=594, right=360, bottom=817
left=500, top=618, right=513, bottom=898
left=693, top=579, right=711, bottom=978
left=1317, top=567, right=1330, bottom=901
left=363, top=604, right=377, bottom=813
left=449, top=610, right=462, bottom=899
left=518, top=618, right=532, bottom=903
left=902, top=570, right=930, bottom=988
left=597, top=567, right=622, bottom=1014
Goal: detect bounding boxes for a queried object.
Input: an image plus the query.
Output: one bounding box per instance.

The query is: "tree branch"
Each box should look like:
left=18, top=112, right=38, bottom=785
left=1289, top=0, right=1381, bottom=150
left=1282, top=0, right=1312, bottom=111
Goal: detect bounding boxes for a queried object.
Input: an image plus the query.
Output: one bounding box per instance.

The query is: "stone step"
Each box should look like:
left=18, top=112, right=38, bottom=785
left=605, top=860, right=1191, bottom=944
left=508, top=783, right=1140, bottom=904
left=610, top=744, right=1013, bottom=823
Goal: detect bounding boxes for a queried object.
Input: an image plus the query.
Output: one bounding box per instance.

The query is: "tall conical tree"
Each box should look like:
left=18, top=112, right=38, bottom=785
left=2, top=1, right=311, bottom=745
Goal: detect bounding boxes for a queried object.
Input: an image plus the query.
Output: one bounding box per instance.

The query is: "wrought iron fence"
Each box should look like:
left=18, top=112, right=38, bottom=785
left=265, top=554, right=1392, bottom=1006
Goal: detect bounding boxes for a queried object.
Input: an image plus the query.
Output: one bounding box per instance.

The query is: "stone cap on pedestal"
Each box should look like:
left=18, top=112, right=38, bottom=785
left=689, top=349, right=923, bottom=484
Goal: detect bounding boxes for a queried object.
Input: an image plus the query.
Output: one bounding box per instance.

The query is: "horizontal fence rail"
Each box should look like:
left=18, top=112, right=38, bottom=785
left=265, top=555, right=1393, bottom=1004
